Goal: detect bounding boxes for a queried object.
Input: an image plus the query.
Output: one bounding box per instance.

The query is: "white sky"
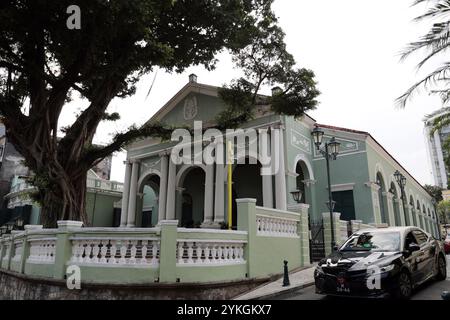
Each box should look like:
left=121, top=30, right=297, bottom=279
left=60, top=0, right=445, bottom=185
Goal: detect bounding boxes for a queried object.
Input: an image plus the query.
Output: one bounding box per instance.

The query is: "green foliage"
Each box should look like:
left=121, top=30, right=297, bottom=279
left=397, top=0, right=450, bottom=107
left=438, top=199, right=450, bottom=223
left=215, top=2, right=319, bottom=128
left=423, top=184, right=443, bottom=203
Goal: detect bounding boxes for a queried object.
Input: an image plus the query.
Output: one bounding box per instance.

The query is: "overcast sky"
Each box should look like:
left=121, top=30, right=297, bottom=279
left=60, top=0, right=445, bottom=184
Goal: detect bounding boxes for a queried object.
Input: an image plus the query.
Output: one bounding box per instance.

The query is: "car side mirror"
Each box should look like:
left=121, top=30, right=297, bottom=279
left=333, top=245, right=339, bottom=251
left=408, top=243, right=420, bottom=253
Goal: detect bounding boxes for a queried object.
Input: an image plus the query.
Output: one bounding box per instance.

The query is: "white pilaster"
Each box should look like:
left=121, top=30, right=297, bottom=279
left=273, top=126, right=287, bottom=211
left=261, top=131, right=273, bottom=208
left=165, top=156, right=177, bottom=220
left=203, top=164, right=214, bottom=225
left=120, top=161, right=132, bottom=227
left=126, top=160, right=140, bottom=227
left=158, top=154, right=169, bottom=222
left=384, top=192, right=395, bottom=227
left=214, top=153, right=225, bottom=224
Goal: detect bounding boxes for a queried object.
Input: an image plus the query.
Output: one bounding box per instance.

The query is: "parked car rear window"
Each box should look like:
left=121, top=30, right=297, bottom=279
left=341, top=232, right=400, bottom=252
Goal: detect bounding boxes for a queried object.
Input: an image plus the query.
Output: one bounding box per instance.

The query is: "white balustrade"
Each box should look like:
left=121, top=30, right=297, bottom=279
left=2, top=242, right=11, bottom=263
left=69, top=238, right=160, bottom=267
left=256, top=214, right=299, bottom=238
left=176, top=240, right=246, bottom=266
left=27, top=238, right=56, bottom=264
left=11, top=240, right=23, bottom=262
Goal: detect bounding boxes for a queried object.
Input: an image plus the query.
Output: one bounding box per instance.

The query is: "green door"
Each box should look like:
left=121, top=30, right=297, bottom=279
left=332, top=190, right=356, bottom=221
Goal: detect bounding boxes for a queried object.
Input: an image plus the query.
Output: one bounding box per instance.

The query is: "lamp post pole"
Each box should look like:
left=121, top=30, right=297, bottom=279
left=311, top=127, right=340, bottom=252
left=394, top=171, right=408, bottom=226
left=325, top=142, right=336, bottom=249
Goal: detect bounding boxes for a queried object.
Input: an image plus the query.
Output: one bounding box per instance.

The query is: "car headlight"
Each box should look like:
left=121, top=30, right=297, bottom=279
left=366, top=264, right=395, bottom=276
left=379, top=264, right=395, bottom=273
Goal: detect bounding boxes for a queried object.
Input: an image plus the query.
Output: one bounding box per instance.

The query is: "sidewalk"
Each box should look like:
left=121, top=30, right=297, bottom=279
left=233, top=264, right=316, bottom=300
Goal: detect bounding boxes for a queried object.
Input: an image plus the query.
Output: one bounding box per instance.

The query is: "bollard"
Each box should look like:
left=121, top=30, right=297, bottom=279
left=442, top=291, right=450, bottom=300
left=282, top=260, right=290, bottom=287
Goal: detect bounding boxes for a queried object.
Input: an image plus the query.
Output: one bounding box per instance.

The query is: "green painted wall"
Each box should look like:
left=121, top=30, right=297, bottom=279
left=85, top=192, right=122, bottom=227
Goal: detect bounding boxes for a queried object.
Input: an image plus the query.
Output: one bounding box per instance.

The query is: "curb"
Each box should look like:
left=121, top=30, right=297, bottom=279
left=234, top=280, right=315, bottom=300
left=250, top=281, right=315, bottom=300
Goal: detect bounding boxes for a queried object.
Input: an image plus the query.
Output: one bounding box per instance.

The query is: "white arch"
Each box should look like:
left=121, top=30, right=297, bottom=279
left=137, top=169, right=161, bottom=192
left=176, top=164, right=207, bottom=187
left=388, top=176, right=401, bottom=197
left=374, top=163, right=387, bottom=190
left=292, top=154, right=315, bottom=180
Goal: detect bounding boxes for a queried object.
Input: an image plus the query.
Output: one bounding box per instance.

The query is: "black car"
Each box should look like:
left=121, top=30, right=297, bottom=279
left=314, top=227, right=447, bottom=299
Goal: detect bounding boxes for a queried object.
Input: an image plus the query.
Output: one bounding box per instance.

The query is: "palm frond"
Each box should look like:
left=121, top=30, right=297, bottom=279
left=396, top=61, right=450, bottom=108
left=401, top=21, right=450, bottom=63
left=413, top=0, right=450, bottom=22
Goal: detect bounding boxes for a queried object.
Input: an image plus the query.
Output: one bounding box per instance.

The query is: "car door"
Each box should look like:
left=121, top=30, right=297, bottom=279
left=404, top=231, right=422, bottom=284
left=412, top=230, right=435, bottom=281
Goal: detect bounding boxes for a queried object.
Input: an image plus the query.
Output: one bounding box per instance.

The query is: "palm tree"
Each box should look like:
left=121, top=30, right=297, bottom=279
left=398, top=0, right=450, bottom=108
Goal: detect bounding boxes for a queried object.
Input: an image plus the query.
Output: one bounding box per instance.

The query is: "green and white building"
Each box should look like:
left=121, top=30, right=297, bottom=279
left=121, top=75, right=439, bottom=237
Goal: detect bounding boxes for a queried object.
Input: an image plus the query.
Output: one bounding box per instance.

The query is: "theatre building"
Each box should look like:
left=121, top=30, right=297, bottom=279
left=120, top=75, right=439, bottom=239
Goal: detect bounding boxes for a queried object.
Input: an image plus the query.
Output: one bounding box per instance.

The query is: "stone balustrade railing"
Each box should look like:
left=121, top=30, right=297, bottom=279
left=255, top=206, right=301, bottom=238
left=86, top=177, right=124, bottom=193
left=177, top=240, right=246, bottom=266
left=69, top=237, right=160, bottom=267
left=0, top=199, right=311, bottom=285
left=27, top=238, right=57, bottom=264
left=11, top=239, right=24, bottom=263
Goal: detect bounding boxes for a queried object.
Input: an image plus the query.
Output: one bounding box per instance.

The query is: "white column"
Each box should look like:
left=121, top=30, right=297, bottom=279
left=120, top=161, right=132, bottom=227
left=214, top=156, right=225, bottom=225
left=203, top=164, right=214, bottom=225
left=384, top=192, right=395, bottom=226
left=398, top=200, right=406, bottom=226
left=158, top=153, right=169, bottom=222
left=126, top=160, right=140, bottom=227
left=261, top=131, right=273, bottom=208
left=273, top=126, right=287, bottom=211
left=165, top=155, right=176, bottom=220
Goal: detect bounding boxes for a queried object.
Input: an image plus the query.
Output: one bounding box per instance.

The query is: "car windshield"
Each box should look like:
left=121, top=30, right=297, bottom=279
left=340, top=232, right=401, bottom=252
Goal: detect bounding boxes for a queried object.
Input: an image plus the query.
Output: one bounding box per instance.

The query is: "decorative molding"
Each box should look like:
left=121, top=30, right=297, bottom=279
left=365, top=181, right=380, bottom=191
left=302, top=179, right=317, bottom=187
left=328, top=183, right=355, bottom=192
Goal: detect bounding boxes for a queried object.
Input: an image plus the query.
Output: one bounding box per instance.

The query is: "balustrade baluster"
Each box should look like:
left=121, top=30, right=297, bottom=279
left=129, top=241, right=137, bottom=264
left=204, top=244, right=211, bottom=264
left=140, top=240, right=148, bottom=265
left=177, top=242, right=184, bottom=264
left=92, top=241, right=100, bottom=263
left=99, top=241, right=108, bottom=264
left=109, top=241, right=117, bottom=264
left=119, top=240, right=127, bottom=264
left=151, top=241, right=159, bottom=265
left=187, top=242, right=194, bottom=264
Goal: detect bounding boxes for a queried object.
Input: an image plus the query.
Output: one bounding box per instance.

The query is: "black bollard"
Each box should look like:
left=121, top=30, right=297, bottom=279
left=282, top=260, right=290, bottom=287
left=442, top=291, right=450, bottom=300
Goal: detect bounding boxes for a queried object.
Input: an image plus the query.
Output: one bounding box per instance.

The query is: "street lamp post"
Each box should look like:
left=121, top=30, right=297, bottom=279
left=311, top=127, right=340, bottom=251
left=394, top=170, right=408, bottom=226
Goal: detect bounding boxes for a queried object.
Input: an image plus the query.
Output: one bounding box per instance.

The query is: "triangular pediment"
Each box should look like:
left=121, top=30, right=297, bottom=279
left=147, top=82, right=227, bottom=127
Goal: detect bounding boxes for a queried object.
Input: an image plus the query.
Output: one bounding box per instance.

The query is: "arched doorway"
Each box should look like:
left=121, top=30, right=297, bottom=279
left=232, top=158, right=263, bottom=229
left=376, top=172, right=389, bottom=224
left=295, top=161, right=307, bottom=204
left=178, top=166, right=205, bottom=228
left=390, top=182, right=401, bottom=226
left=138, top=174, right=160, bottom=228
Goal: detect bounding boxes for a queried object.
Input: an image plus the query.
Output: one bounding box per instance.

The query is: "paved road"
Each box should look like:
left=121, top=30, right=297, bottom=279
left=271, top=255, right=450, bottom=300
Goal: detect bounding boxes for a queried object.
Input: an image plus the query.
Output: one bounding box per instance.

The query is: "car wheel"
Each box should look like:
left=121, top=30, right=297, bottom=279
left=395, top=271, right=412, bottom=299
left=436, top=255, right=447, bottom=281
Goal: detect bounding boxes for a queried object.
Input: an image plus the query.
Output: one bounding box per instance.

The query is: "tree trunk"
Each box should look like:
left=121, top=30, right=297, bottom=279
left=39, top=170, right=88, bottom=228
